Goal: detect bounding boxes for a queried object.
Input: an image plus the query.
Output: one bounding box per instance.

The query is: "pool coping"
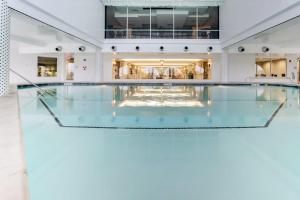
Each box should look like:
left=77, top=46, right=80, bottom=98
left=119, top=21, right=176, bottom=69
left=0, top=85, right=29, bottom=200
left=16, top=81, right=300, bottom=89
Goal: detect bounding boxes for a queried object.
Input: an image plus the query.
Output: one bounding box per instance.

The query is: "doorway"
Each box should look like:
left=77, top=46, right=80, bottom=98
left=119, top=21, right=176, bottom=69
left=65, top=54, right=75, bottom=81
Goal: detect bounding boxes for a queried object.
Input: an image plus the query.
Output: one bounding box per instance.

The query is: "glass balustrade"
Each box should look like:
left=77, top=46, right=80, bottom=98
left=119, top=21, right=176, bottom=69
left=105, top=29, right=219, bottom=39
left=105, top=6, right=219, bottom=39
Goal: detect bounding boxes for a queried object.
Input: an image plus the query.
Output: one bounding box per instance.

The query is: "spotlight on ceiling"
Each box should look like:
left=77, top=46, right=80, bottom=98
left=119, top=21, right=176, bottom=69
left=262, top=46, right=270, bottom=53
left=55, top=46, right=62, bottom=52
left=238, top=46, right=245, bottom=53
left=78, top=46, right=86, bottom=52
left=184, top=46, right=189, bottom=52
left=111, top=46, right=117, bottom=51
left=207, top=46, right=213, bottom=52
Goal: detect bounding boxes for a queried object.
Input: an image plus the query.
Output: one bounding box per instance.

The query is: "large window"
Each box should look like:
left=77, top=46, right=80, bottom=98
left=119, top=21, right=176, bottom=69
left=128, top=7, right=150, bottom=38
left=197, top=7, right=219, bottom=39
left=105, top=6, right=127, bottom=38
left=37, top=57, right=57, bottom=77
left=256, top=56, right=287, bottom=78
left=174, top=7, right=197, bottom=39
left=105, top=6, right=219, bottom=39
left=151, top=8, right=174, bottom=39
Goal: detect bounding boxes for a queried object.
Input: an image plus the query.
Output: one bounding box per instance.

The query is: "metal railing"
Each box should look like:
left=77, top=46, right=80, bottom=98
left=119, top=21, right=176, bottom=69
left=10, top=68, right=58, bottom=99
left=105, top=29, right=219, bottom=39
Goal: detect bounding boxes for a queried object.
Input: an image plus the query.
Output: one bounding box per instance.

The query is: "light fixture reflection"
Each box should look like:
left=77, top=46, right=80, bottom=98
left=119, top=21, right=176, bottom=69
left=132, top=93, right=191, bottom=97
left=138, top=88, right=187, bottom=93
left=119, top=100, right=204, bottom=107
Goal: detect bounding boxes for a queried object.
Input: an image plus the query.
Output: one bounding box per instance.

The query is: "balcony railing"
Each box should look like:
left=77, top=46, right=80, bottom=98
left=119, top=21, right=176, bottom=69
left=105, top=29, right=219, bottom=39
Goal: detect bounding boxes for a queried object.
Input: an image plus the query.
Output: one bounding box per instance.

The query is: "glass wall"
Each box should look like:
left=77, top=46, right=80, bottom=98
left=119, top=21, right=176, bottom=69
left=105, top=6, right=127, bottom=38
left=197, top=7, right=219, bottom=39
left=174, top=7, right=197, bottom=39
left=256, top=56, right=287, bottom=78
left=105, top=6, right=219, bottom=39
left=112, top=59, right=212, bottom=80
left=128, top=7, right=150, bottom=38
left=151, top=8, right=174, bottom=39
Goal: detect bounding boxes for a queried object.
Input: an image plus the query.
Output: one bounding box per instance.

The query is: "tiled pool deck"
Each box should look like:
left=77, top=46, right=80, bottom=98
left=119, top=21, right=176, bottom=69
left=0, top=85, right=28, bottom=200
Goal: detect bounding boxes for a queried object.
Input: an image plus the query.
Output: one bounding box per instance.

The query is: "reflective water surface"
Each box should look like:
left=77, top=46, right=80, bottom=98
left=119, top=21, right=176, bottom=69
left=38, top=85, right=286, bottom=128
left=18, top=85, right=300, bottom=200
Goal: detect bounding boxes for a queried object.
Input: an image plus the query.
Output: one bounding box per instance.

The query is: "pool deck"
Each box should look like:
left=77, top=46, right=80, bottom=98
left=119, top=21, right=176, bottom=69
left=0, top=85, right=28, bottom=200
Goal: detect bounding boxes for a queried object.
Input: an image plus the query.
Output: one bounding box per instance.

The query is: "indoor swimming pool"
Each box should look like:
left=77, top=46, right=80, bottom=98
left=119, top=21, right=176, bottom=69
left=18, top=84, right=300, bottom=200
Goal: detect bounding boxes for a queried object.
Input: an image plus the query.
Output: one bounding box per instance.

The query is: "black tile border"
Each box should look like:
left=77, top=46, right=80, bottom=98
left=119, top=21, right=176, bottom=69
left=38, top=96, right=286, bottom=130
left=17, top=82, right=300, bottom=89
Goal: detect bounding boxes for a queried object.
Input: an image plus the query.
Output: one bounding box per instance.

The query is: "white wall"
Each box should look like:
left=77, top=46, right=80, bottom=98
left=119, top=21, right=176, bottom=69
left=10, top=40, right=97, bottom=84
left=220, top=0, right=300, bottom=47
left=8, top=0, right=105, bottom=46
left=102, top=39, right=222, bottom=53
left=10, top=41, right=64, bottom=84
left=286, top=54, right=299, bottom=83
left=228, top=54, right=256, bottom=82
left=227, top=53, right=300, bottom=84
left=73, top=53, right=97, bottom=82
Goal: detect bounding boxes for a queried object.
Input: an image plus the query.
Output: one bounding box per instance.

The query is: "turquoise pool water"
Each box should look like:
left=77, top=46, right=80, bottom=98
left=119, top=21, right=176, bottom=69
left=18, top=84, right=300, bottom=200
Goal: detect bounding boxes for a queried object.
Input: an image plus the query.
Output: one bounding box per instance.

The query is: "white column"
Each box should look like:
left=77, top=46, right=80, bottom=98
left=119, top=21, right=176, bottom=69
left=0, top=0, right=9, bottom=96
left=221, top=52, right=229, bottom=83
left=95, top=48, right=102, bottom=82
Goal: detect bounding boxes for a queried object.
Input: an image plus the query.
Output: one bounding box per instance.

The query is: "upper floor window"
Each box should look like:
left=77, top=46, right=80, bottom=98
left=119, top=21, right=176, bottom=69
left=105, top=6, right=219, bottom=39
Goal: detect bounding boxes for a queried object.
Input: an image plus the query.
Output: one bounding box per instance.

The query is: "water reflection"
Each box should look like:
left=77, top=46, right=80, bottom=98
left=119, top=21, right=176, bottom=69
left=113, top=86, right=210, bottom=107
left=35, top=85, right=290, bottom=128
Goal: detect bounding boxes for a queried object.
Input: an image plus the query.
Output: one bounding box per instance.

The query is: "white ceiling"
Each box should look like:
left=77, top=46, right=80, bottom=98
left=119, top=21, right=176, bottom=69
left=10, top=10, right=96, bottom=53
left=100, top=0, right=224, bottom=7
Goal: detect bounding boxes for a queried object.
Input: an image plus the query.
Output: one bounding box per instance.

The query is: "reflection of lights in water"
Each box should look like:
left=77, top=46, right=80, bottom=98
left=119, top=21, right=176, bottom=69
left=112, top=112, right=117, bottom=117
left=138, top=88, right=184, bottom=93
left=132, top=93, right=191, bottom=97
left=207, top=100, right=212, bottom=106
left=119, top=100, right=204, bottom=107
left=195, top=86, right=204, bottom=91
left=256, top=88, right=265, bottom=97
left=112, top=100, right=116, bottom=106
left=120, top=86, right=129, bottom=90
